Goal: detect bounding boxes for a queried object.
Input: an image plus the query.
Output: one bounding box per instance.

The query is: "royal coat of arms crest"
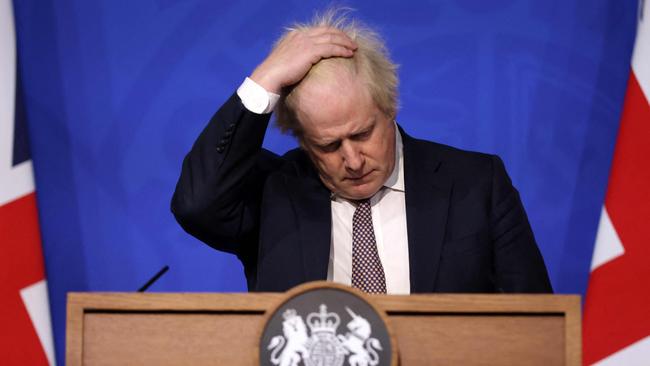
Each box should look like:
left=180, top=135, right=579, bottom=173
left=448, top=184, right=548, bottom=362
left=267, top=304, right=383, bottom=366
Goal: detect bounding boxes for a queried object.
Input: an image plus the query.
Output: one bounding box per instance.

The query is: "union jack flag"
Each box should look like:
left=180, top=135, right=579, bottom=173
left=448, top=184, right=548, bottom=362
left=583, top=1, right=650, bottom=364
left=0, top=0, right=56, bottom=364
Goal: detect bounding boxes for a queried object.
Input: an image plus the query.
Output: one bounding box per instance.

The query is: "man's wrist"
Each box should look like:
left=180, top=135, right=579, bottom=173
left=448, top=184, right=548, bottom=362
left=236, top=77, right=280, bottom=114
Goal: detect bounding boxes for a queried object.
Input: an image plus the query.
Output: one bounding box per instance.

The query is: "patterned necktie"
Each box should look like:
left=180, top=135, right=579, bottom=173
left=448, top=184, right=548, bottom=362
left=351, top=199, right=387, bottom=294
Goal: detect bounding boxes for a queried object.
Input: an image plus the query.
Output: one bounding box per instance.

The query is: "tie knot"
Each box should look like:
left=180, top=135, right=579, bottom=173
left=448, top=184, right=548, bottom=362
left=355, top=199, right=371, bottom=208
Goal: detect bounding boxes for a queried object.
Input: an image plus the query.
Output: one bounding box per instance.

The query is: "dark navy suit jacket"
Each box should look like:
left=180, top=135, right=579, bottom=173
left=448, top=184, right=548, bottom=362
left=171, top=93, right=552, bottom=293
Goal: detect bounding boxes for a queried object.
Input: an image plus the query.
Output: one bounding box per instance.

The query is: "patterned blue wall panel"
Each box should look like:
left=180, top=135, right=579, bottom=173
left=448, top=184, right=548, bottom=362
left=12, top=1, right=638, bottom=364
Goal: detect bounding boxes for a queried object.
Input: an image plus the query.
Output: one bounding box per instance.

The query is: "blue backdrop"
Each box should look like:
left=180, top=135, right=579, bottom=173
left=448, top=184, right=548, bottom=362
left=11, top=1, right=638, bottom=364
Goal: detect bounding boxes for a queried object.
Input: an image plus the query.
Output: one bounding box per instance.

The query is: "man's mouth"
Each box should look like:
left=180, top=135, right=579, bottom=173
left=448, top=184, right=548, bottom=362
left=346, top=170, right=373, bottom=181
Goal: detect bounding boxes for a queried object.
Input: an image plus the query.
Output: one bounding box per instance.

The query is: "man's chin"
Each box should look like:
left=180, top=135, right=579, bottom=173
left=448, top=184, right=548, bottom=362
left=337, top=183, right=381, bottom=201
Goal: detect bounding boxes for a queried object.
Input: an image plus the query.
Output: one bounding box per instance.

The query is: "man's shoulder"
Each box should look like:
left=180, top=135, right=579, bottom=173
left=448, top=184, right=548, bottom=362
left=404, top=134, right=510, bottom=206
left=281, top=147, right=308, bottom=161
left=404, top=132, right=498, bottom=175
left=257, top=147, right=316, bottom=179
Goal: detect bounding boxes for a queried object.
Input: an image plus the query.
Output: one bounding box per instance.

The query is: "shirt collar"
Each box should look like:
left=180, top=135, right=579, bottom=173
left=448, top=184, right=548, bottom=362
left=382, top=122, right=405, bottom=192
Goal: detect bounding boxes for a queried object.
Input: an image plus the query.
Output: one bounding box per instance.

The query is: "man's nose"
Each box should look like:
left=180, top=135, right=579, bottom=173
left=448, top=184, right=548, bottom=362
left=341, top=141, right=364, bottom=172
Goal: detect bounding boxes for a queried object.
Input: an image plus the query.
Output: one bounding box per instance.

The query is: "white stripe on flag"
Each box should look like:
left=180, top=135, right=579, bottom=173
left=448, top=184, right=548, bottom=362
left=20, top=280, right=56, bottom=366
left=632, top=0, right=650, bottom=97
left=593, top=336, right=650, bottom=366
left=591, top=207, right=625, bottom=270
left=0, top=0, right=17, bottom=160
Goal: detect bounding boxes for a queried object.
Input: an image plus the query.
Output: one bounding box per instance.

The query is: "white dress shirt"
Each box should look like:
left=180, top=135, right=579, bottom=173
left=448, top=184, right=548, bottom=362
left=327, top=131, right=410, bottom=294
left=237, top=78, right=411, bottom=294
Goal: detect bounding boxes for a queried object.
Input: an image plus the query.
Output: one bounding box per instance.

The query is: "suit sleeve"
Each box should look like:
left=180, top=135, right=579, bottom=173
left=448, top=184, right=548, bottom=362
left=489, top=156, right=553, bottom=293
left=170, top=93, right=281, bottom=266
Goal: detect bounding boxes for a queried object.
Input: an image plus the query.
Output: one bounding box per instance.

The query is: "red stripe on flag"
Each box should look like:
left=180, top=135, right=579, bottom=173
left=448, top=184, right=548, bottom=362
left=583, top=72, right=650, bottom=364
left=0, top=193, right=49, bottom=364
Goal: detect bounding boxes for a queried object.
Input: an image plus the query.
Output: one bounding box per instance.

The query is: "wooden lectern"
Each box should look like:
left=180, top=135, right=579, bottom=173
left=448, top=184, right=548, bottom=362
left=67, top=291, right=580, bottom=365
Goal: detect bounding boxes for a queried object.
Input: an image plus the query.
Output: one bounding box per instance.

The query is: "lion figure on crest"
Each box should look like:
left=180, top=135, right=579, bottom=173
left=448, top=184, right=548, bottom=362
left=268, top=309, right=310, bottom=366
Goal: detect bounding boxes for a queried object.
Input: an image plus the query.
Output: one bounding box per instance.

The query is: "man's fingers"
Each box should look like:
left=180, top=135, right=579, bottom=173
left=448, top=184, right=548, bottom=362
left=251, top=26, right=357, bottom=92
left=302, top=27, right=357, bottom=48
left=312, top=32, right=357, bottom=50
left=312, top=44, right=355, bottom=61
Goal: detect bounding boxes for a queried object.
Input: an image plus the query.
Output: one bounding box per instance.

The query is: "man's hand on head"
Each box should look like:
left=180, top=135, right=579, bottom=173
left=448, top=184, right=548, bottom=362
left=250, top=26, right=357, bottom=94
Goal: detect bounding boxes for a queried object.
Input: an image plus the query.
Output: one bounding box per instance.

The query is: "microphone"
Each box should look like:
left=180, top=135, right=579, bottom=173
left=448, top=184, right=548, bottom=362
left=137, top=265, right=169, bottom=292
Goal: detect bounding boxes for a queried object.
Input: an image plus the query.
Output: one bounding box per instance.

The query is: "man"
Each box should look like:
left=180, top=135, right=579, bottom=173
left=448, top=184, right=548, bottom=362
left=171, top=10, right=552, bottom=294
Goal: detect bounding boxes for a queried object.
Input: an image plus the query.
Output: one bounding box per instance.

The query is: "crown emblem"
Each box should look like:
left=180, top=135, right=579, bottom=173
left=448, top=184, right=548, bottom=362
left=306, top=304, right=340, bottom=334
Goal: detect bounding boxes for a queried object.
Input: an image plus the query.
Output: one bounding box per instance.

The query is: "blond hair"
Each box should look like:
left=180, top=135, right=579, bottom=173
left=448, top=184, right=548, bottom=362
left=274, top=8, right=399, bottom=138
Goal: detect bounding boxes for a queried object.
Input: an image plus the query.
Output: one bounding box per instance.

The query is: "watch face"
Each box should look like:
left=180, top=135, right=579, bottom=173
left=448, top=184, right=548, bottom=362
left=259, top=285, right=394, bottom=366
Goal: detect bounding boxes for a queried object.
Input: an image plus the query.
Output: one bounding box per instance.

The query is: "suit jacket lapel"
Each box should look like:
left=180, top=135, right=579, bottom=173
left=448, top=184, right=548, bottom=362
left=287, top=153, right=332, bottom=283
left=402, top=130, right=452, bottom=293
